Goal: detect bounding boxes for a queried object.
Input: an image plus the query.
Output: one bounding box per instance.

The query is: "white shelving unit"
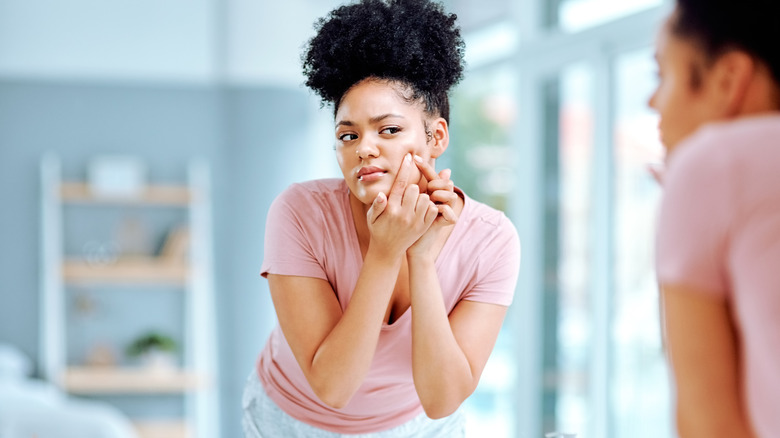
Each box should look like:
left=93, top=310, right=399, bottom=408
left=39, top=155, right=220, bottom=438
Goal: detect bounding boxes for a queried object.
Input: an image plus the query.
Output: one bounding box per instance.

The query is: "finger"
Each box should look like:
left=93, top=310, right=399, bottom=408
left=438, top=204, right=458, bottom=224
left=426, top=179, right=454, bottom=194
left=424, top=202, right=439, bottom=226
left=439, top=168, right=452, bottom=182
left=430, top=190, right=458, bottom=205
left=401, top=183, right=420, bottom=209
left=366, top=192, right=387, bottom=224
left=413, top=155, right=440, bottom=183
left=413, top=192, right=430, bottom=214
left=389, top=153, right=413, bottom=202
left=416, top=170, right=429, bottom=195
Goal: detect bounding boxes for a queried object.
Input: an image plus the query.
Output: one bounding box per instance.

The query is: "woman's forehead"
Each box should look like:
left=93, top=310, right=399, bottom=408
left=336, top=81, right=424, bottom=120
left=656, top=24, right=698, bottom=63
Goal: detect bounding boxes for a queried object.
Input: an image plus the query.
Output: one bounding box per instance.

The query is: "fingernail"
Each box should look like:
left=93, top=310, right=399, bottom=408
left=404, top=153, right=412, bottom=164
left=414, top=154, right=423, bottom=163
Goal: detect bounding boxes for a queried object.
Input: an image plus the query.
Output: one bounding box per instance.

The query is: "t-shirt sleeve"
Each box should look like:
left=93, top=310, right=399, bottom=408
left=461, top=216, right=521, bottom=306
left=655, top=137, right=731, bottom=297
left=260, top=184, right=328, bottom=280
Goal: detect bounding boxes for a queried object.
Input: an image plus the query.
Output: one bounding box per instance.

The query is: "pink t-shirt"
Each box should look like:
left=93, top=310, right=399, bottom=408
left=656, top=115, right=780, bottom=437
left=257, top=178, right=520, bottom=433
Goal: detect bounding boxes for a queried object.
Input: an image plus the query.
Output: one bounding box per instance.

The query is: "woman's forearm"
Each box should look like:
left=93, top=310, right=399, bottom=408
left=307, top=247, right=403, bottom=408
left=408, top=255, right=475, bottom=418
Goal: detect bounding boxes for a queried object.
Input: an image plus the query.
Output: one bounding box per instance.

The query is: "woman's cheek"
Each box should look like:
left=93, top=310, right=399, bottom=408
left=335, top=152, right=350, bottom=176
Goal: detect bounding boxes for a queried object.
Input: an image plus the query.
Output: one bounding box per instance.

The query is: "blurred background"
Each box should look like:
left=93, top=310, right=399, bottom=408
left=0, top=0, right=673, bottom=437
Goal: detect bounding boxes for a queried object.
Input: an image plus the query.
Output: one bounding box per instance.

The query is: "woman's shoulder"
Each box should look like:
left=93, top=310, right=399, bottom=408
left=667, top=114, right=780, bottom=188
left=269, top=178, right=349, bottom=221
left=702, top=113, right=780, bottom=141
left=455, top=190, right=519, bottom=256
left=273, top=178, right=347, bottom=206
left=459, top=190, right=516, bottom=233
left=280, top=178, right=347, bottom=197
left=677, top=114, right=780, bottom=161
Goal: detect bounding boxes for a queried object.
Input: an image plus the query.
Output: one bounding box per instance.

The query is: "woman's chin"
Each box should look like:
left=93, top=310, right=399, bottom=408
left=364, top=190, right=389, bottom=205
left=352, top=184, right=390, bottom=205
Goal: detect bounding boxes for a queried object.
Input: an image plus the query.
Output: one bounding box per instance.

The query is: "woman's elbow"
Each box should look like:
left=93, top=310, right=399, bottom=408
left=423, top=405, right=458, bottom=420
left=310, top=381, right=353, bottom=410
left=420, top=397, right=465, bottom=420
left=319, top=395, right=350, bottom=410
left=418, top=380, right=475, bottom=419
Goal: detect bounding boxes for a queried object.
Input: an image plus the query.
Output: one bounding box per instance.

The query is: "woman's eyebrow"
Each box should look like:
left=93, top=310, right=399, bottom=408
left=369, top=113, right=405, bottom=124
left=336, top=113, right=405, bottom=128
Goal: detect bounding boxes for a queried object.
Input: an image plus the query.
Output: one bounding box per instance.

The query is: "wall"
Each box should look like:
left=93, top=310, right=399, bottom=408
left=218, top=86, right=337, bottom=436
left=0, top=77, right=337, bottom=438
left=0, top=0, right=218, bottom=83
left=0, top=1, right=344, bottom=437
left=0, top=0, right=339, bottom=86
left=0, top=81, right=338, bottom=437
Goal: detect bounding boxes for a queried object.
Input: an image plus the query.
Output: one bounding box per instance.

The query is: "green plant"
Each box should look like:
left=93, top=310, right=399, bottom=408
left=125, top=331, right=177, bottom=358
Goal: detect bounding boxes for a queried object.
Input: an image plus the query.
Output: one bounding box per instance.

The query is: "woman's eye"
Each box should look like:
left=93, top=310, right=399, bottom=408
left=339, top=133, right=358, bottom=142
left=380, top=126, right=400, bottom=135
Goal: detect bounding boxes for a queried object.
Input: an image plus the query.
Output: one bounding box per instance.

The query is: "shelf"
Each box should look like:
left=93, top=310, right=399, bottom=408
left=134, top=420, right=190, bottom=438
left=60, top=182, right=191, bottom=206
left=63, top=367, right=205, bottom=394
left=63, top=257, right=188, bottom=285
left=41, top=157, right=219, bottom=437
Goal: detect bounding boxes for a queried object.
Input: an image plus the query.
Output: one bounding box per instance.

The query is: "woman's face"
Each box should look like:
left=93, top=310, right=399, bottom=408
left=648, top=20, right=723, bottom=154
left=335, top=79, right=434, bottom=205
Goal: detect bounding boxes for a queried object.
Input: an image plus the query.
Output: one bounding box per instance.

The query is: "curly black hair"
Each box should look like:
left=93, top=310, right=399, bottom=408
left=302, top=0, right=465, bottom=122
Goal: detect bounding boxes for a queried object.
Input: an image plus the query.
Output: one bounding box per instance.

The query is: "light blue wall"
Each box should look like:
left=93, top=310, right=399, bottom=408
left=0, top=79, right=320, bottom=438
left=218, top=86, right=323, bottom=437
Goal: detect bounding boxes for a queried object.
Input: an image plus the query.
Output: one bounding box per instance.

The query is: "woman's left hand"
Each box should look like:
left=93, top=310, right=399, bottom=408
left=407, top=155, right=461, bottom=260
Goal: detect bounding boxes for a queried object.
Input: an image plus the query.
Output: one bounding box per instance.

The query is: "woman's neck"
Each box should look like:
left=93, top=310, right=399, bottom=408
left=349, top=192, right=372, bottom=257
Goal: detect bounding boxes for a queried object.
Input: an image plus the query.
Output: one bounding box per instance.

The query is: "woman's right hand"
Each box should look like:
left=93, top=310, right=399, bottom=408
left=366, top=153, right=438, bottom=258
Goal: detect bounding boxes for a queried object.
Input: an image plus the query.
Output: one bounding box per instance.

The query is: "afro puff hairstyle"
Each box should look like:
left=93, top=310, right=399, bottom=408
left=302, top=0, right=465, bottom=123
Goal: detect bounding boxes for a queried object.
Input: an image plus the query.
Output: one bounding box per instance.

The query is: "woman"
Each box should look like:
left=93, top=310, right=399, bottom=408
left=242, top=0, right=520, bottom=436
left=651, top=0, right=780, bottom=436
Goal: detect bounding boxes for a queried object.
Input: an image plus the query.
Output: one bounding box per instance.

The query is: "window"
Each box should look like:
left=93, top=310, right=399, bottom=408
left=611, top=47, right=670, bottom=438
left=448, top=65, right=517, bottom=212
left=449, top=64, right=519, bottom=438
left=555, top=0, right=664, bottom=32
left=540, top=62, right=596, bottom=436
left=449, top=1, right=673, bottom=437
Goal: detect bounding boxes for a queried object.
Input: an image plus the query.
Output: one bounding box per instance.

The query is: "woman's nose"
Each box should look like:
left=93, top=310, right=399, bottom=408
left=647, top=88, right=658, bottom=109
left=355, top=138, right=379, bottom=159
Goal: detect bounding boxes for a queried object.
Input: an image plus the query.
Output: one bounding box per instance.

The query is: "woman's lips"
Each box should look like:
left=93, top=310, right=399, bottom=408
left=357, top=166, right=387, bottom=182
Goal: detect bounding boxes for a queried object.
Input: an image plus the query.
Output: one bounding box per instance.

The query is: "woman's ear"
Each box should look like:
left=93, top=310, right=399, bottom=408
left=428, top=117, right=449, bottom=158
left=711, top=50, right=756, bottom=116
